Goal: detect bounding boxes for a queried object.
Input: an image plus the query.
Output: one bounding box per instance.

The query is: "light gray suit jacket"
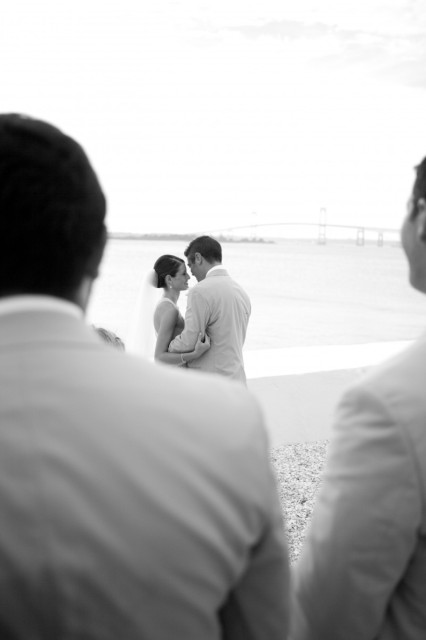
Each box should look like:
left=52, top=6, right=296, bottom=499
left=169, top=268, right=251, bottom=383
left=291, top=334, right=426, bottom=640
left=0, top=307, right=289, bottom=640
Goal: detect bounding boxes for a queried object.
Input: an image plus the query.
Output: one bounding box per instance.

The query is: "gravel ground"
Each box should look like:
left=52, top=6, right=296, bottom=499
left=271, top=440, right=329, bottom=564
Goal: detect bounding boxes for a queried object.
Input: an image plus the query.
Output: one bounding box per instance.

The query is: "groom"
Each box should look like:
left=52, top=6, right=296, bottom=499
left=168, top=235, right=251, bottom=383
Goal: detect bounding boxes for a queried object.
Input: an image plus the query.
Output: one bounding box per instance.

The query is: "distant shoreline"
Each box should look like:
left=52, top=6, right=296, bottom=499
left=108, top=232, right=275, bottom=244
left=107, top=232, right=400, bottom=248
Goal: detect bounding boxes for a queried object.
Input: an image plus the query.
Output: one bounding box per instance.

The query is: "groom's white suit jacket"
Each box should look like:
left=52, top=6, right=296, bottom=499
left=0, top=299, right=289, bottom=640
left=169, top=268, right=251, bottom=383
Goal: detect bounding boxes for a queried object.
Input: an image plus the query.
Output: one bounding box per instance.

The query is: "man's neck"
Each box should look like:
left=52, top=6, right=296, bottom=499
left=206, top=263, right=223, bottom=275
left=0, top=295, right=83, bottom=318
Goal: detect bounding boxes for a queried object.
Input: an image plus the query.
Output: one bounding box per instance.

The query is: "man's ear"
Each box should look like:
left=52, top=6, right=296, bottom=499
left=194, top=252, right=202, bottom=265
left=416, top=199, right=426, bottom=242
left=85, top=225, right=108, bottom=279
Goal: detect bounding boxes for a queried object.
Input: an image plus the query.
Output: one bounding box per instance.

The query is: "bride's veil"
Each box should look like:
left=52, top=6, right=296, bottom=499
left=126, top=270, right=161, bottom=359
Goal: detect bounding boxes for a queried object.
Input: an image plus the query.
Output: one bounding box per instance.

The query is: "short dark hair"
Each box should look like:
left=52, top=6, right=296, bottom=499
left=184, top=236, right=222, bottom=264
left=153, top=254, right=184, bottom=289
left=412, top=157, right=426, bottom=208
left=0, top=114, right=107, bottom=298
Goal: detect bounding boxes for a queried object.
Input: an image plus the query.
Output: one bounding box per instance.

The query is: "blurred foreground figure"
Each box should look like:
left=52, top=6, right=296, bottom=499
left=292, top=157, right=426, bottom=640
left=0, top=114, right=289, bottom=640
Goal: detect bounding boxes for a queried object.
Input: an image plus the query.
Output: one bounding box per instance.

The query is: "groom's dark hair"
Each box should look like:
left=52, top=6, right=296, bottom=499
left=184, top=236, right=222, bottom=264
left=0, top=113, right=107, bottom=299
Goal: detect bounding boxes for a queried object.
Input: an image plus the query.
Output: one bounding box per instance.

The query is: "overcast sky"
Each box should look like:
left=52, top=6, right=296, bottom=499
left=2, top=0, right=426, bottom=234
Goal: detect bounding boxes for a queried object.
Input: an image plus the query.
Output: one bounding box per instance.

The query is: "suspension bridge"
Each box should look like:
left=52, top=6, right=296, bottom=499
left=205, top=221, right=400, bottom=247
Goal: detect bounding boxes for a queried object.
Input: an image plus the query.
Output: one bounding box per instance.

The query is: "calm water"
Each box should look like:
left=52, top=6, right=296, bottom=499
left=87, top=238, right=426, bottom=351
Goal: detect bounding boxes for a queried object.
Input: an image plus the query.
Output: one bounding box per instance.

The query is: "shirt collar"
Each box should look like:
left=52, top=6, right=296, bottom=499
left=206, top=264, right=226, bottom=276
left=0, top=295, right=83, bottom=319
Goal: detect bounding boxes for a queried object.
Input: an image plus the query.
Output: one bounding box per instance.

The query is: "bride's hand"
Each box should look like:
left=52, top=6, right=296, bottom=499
left=194, top=332, right=210, bottom=357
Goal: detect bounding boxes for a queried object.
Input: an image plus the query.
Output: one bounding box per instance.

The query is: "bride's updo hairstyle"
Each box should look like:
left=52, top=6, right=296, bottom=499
left=153, top=255, right=185, bottom=289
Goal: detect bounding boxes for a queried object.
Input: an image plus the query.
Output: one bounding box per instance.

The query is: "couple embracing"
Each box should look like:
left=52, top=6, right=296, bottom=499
left=140, top=235, right=251, bottom=384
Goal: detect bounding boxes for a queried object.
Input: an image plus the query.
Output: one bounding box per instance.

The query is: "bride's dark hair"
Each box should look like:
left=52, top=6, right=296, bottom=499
left=153, top=255, right=184, bottom=289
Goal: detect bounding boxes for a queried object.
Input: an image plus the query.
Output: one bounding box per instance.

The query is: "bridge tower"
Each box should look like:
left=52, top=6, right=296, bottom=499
left=318, top=208, right=327, bottom=245
left=251, top=211, right=258, bottom=241
left=356, top=227, right=365, bottom=246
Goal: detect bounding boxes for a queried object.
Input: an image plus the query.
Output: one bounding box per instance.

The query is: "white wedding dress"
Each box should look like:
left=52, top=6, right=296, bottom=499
left=126, top=273, right=185, bottom=361
left=126, top=271, right=161, bottom=359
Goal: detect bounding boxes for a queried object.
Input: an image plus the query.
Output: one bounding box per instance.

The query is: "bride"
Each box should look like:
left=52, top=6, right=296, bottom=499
left=127, top=254, right=210, bottom=365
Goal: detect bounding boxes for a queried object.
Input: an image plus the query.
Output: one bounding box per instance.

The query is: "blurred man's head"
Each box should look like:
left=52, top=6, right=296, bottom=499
left=0, top=114, right=107, bottom=308
left=401, top=157, right=426, bottom=293
left=184, top=235, right=222, bottom=282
